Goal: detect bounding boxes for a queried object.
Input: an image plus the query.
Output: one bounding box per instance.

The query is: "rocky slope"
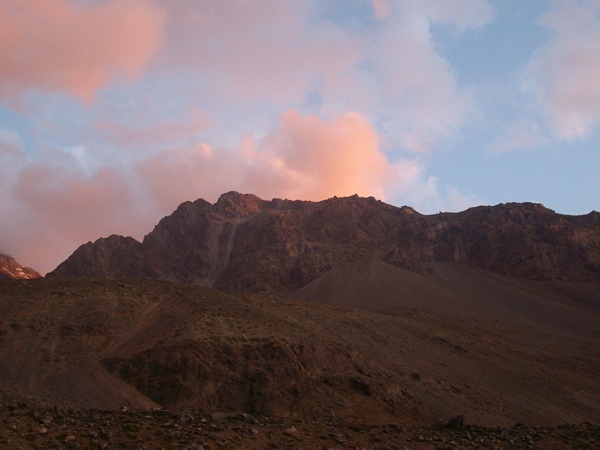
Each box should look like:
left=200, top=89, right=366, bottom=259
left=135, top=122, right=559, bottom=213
left=0, top=254, right=41, bottom=280
left=49, top=192, right=600, bottom=292
left=1, top=277, right=598, bottom=428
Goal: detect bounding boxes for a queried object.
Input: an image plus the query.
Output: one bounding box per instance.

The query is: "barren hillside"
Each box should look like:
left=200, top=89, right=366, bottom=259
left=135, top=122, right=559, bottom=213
left=1, top=277, right=598, bottom=428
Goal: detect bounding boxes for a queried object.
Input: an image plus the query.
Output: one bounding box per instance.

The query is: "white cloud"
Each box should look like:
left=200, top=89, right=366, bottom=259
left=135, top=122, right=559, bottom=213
left=488, top=121, right=548, bottom=154
left=525, top=0, right=600, bottom=139
left=0, top=127, right=25, bottom=153
left=388, top=167, right=482, bottom=214
left=364, top=0, right=492, bottom=153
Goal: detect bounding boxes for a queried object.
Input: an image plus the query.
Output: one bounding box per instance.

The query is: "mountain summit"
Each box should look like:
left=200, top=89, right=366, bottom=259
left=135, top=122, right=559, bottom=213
left=49, top=192, right=600, bottom=292
left=0, top=253, right=41, bottom=280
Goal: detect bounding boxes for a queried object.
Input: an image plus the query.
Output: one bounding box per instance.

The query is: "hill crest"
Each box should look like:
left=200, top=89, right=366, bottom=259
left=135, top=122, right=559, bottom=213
left=0, top=253, right=41, bottom=280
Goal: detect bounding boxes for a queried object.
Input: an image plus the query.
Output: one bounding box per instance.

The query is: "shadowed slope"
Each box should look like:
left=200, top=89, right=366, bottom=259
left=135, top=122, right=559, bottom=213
left=290, top=258, right=600, bottom=340
left=0, top=277, right=599, bottom=427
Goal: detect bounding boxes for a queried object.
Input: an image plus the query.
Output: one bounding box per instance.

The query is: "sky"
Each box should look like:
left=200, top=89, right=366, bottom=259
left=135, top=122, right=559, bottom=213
left=0, top=0, right=599, bottom=274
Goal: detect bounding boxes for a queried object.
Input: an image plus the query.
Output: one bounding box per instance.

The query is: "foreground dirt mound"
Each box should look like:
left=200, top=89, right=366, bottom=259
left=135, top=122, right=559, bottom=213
left=1, top=399, right=597, bottom=449
left=1, top=278, right=599, bottom=428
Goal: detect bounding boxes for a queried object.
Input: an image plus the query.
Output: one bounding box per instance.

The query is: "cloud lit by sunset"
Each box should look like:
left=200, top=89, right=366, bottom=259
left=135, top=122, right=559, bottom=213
left=0, top=0, right=599, bottom=273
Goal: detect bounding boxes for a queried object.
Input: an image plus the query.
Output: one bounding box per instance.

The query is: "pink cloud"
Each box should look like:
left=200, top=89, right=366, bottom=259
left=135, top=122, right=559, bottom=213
left=95, top=109, right=213, bottom=149
left=0, top=109, right=477, bottom=274
left=526, top=0, right=600, bottom=139
left=15, top=165, right=130, bottom=216
left=0, top=137, right=154, bottom=274
left=157, top=0, right=363, bottom=104
left=9, top=163, right=147, bottom=272
left=371, top=0, right=391, bottom=20
left=138, top=110, right=397, bottom=214
left=261, top=110, right=394, bottom=200
left=0, top=0, right=164, bottom=101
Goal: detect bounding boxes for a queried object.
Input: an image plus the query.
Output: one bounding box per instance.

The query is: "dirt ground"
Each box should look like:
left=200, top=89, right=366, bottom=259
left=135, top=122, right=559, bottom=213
left=0, top=277, right=599, bottom=448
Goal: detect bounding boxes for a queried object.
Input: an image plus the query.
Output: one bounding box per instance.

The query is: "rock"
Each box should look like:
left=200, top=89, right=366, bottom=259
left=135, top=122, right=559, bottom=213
left=0, top=254, right=41, bottom=280
left=284, top=426, right=300, bottom=437
left=210, top=412, right=232, bottom=422
left=446, top=415, right=466, bottom=429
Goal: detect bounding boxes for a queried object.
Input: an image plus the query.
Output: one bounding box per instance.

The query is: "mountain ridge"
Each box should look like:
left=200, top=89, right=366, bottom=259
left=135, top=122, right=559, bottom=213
left=0, top=253, right=41, bottom=280
left=49, top=192, right=600, bottom=291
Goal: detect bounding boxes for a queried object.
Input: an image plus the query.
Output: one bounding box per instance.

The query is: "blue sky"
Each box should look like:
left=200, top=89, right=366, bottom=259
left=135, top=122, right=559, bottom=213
left=0, top=0, right=599, bottom=273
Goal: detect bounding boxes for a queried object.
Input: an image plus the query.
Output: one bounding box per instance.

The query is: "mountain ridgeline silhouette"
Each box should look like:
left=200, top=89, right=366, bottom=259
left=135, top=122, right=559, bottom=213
left=50, top=192, right=600, bottom=291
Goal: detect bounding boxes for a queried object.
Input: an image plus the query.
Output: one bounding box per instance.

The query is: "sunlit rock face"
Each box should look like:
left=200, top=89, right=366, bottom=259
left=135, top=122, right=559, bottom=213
left=49, top=192, right=600, bottom=291
left=0, top=254, right=41, bottom=280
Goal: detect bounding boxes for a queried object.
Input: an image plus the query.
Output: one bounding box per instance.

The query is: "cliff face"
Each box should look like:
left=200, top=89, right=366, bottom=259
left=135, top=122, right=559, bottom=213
left=0, top=254, right=41, bottom=280
left=384, top=203, right=600, bottom=282
left=49, top=192, right=600, bottom=291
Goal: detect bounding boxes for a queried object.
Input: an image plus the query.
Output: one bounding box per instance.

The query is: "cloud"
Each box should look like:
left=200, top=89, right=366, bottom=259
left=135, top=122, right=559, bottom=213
left=139, top=108, right=478, bottom=216
left=0, top=0, right=164, bottom=101
left=0, top=109, right=479, bottom=274
left=420, top=0, right=494, bottom=31
left=525, top=0, right=600, bottom=139
left=0, top=132, right=150, bottom=274
left=94, top=109, right=213, bottom=150
left=488, top=121, right=548, bottom=154
left=365, top=0, right=493, bottom=152
left=0, top=1, right=499, bottom=273
left=138, top=110, right=398, bottom=213
left=157, top=0, right=362, bottom=105
left=149, top=0, right=491, bottom=154
left=387, top=160, right=482, bottom=213
left=371, top=0, right=391, bottom=20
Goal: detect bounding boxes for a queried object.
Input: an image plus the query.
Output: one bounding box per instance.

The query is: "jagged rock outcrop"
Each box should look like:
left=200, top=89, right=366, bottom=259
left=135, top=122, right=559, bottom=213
left=384, top=203, right=600, bottom=281
left=49, top=192, right=600, bottom=290
left=0, top=253, right=41, bottom=280
left=49, top=235, right=144, bottom=279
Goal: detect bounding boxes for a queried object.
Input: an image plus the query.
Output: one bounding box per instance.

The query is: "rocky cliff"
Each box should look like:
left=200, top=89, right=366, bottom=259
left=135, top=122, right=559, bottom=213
left=0, top=253, right=41, bottom=280
left=49, top=192, right=600, bottom=291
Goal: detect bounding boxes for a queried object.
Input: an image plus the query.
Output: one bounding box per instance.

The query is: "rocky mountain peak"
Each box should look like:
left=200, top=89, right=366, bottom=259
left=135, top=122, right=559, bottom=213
left=213, top=191, right=269, bottom=218
left=51, top=235, right=144, bottom=278
left=0, top=253, right=41, bottom=279
left=49, top=193, right=600, bottom=290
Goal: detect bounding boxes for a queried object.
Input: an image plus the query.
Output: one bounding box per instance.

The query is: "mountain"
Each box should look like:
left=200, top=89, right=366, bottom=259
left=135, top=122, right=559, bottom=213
left=50, top=192, right=600, bottom=292
left=4, top=194, right=600, bottom=430
left=0, top=253, right=41, bottom=280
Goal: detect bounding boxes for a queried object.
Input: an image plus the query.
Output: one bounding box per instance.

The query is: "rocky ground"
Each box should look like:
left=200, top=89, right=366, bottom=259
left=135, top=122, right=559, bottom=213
left=1, top=399, right=598, bottom=450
